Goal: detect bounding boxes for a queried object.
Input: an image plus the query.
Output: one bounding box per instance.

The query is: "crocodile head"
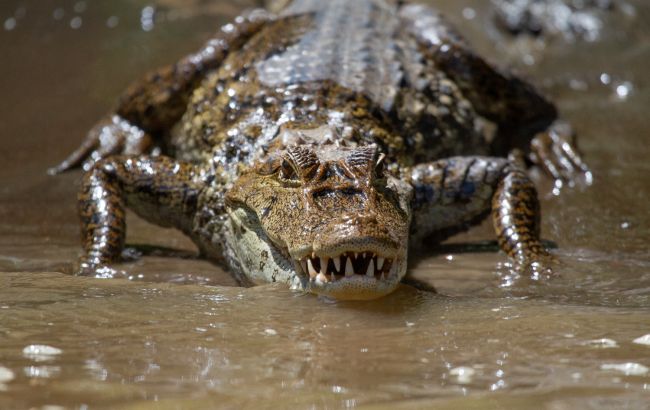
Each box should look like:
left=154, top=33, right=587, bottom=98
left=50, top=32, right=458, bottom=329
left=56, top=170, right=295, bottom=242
left=224, top=130, right=412, bottom=300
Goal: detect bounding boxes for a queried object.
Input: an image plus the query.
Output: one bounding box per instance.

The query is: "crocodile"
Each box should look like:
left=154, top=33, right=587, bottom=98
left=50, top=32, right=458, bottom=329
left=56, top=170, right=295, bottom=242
left=51, top=0, right=589, bottom=300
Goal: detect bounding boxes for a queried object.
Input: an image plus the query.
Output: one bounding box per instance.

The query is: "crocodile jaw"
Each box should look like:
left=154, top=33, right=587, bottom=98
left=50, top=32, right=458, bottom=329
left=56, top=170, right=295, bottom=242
left=296, top=252, right=407, bottom=300
left=224, top=207, right=407, bottom=299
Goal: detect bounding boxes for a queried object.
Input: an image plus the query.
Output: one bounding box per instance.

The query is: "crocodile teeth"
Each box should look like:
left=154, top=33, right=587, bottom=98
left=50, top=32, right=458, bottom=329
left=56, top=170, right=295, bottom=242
left=376, top=257, right=385, bottom=271
left=366, top=261, right=375, bottom=277
left=316, top=273, right=329, bottom=283
left=307, top=258, right=318, bottom=278
left=333, top=257, right=340, bottom=273
left=345, top=258, right=354, bottom=276
left=320, top=257, right=328, bottom=274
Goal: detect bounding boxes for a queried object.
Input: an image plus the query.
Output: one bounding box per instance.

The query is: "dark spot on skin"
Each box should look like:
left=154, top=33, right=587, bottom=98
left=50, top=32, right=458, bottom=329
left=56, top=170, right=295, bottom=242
left=413, top=184, right=435, bottom=207
left=459, top=181, right=475, bottom=198
left=261, top=250, right=269, bottom=260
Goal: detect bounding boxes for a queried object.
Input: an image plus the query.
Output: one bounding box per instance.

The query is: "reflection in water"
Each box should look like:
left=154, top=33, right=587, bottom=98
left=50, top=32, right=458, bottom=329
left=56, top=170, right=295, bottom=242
left=0, top=0, right=649, bottom=408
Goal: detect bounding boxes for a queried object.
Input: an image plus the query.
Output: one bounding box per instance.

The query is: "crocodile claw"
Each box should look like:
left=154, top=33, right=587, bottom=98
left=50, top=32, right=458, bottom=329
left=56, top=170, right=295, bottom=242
left=529, top=120, right=592, bottom=188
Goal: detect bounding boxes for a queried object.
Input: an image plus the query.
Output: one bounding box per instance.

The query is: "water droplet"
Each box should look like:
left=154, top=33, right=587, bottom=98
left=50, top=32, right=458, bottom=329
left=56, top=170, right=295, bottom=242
left=106, top=16, right=119, bottom=29
left=53, top=8, right=65, bottom=20
left=14, top=7, right=26, bottom=19
left=4, top=17, right=16, bottom=31
left=70, top=16, right=82, bottom=30
left=522, top=54, right=535, bottom=66
left=0, top=366, right=14, bottom=383
left=264, top=328, right=277, bottom=336
left=569, top=79, right=588, bottom=91
left=600, top=73, right=611, bottom=85
left=141, top=5, right=155, bottom=32
left=74, top=1, right=87, bottom=14
left=462, top=8, right=476, bottom=20
left=615, top=81, right=633, bottom=100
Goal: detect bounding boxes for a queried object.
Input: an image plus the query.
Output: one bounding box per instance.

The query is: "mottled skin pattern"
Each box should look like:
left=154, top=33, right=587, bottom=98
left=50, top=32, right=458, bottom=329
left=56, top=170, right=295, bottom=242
left=53, top=0, right=589, bottom=300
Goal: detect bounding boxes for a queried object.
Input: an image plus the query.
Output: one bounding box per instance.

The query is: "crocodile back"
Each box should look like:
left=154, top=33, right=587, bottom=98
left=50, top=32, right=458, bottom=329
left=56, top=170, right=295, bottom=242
left=173, top=0, right=486, bottom=177
left=257, top=0, right=403, bottom=111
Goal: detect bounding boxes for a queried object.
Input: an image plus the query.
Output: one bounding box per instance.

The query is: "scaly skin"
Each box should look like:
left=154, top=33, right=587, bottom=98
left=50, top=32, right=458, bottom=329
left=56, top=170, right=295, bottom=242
left=53, top=0, right=589, bottom=300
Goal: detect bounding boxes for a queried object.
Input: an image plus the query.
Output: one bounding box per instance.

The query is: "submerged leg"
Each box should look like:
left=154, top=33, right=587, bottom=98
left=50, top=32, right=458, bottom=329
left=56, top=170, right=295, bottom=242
left=408, top=156, right=551, bottom=272
left=77, top=155, right=204, bottom=276
left=50, top=9, right=270, bottom=174
left=399, top=5, right=590, bottom=183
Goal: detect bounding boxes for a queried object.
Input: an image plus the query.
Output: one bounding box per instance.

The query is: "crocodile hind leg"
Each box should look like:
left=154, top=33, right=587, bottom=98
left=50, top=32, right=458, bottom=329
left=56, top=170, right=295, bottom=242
left=399, top=4, right=590, bottom=184
left=49, top=9, right=270, bottom=174
left=76, top=155, right=204, bottom=277
left=408, top=156, right=552, bottom=275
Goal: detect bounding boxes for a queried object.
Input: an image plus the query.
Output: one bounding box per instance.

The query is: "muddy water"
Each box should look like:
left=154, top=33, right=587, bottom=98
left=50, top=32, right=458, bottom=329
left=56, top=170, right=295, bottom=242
left=0, top=0, right=649, bottom=408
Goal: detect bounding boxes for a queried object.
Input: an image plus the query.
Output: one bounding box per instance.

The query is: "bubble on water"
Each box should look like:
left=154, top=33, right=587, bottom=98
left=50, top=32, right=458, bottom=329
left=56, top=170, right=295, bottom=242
left=601, top=363, right=649, bottom=376
left=106, top=16, right=119, bottom=29
left=141, top=6, right=155, bottom=32
left=450, top=366, right=475, bottom=384
left=23, top=345, right=63, bottom=362
left=600, top=73, right=611, bottom=85
left=620, top=222, right=631, bottom=229
left=14, top=7, right=26, bottom=19
left=569, top=79, right=588, bottom=91
left=53, top=8, right=65, bottom=20
left=0, top=366, right=14, bottom=383
left=522, top=54, right=536, bottom=66
left=70, top=16, right=82, bottom=30
left=583, top=338, right=619, bottom=348
left=4, top=17, right=16, bottom=31
left=462, top=8, right=476, bottom=20
left=264, top=328, right=277, bottom=336
left=633, top=334, right=650, bottom=346
left=74, top=1, right=87, bottom=14
left=615, top=81, right=633, bottom=100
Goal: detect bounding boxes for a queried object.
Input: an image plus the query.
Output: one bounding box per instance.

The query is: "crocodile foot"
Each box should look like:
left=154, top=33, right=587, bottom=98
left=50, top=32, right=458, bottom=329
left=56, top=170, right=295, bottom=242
left=530, top=120, right=592, bottom=187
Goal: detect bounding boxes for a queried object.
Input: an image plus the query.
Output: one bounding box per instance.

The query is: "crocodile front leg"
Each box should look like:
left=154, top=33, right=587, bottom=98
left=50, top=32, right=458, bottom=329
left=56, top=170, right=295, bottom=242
left=50, top=9, right=270, bottom=174
left=408, top=157, right=551, bottom=272
left=77, top=155, right=205, bottom=277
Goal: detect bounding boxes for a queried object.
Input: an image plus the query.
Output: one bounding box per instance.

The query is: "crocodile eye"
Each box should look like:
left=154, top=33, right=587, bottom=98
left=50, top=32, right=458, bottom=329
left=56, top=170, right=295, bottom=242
left=279, top=159, right=298, bottom=181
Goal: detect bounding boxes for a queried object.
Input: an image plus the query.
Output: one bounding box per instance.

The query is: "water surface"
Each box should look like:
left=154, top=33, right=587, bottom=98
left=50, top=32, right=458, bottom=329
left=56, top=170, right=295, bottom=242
left=1, top=0, right=649, bottom=408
